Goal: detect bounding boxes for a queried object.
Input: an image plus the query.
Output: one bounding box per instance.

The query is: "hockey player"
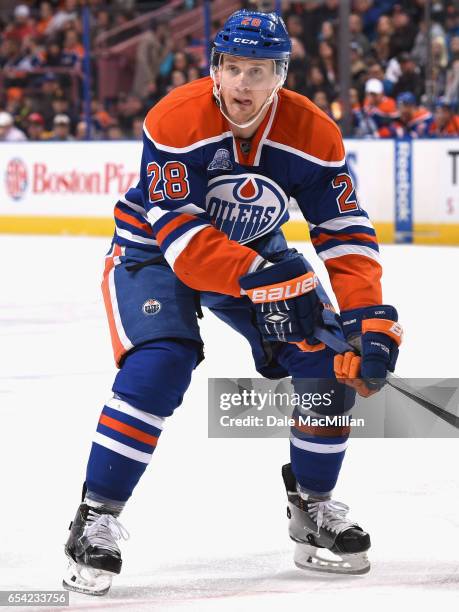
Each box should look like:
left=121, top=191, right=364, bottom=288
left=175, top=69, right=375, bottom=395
left=63, top=11, right=402, bottom=594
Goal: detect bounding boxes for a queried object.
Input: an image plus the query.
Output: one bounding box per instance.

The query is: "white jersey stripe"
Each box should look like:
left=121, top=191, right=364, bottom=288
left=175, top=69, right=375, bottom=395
left=174, top=203, right=207, bottom=215
left=119, top=197, right=147, bottom=215
left=143, top=122, right=233, bottom=154
left=264, top=139, right=345, bottom=167
left=115, top=226, right=158, bottom=246
left=308, top=216, right=375, bottom=232
left=164, top=224, right=210, bottom=269
left=93, top=432, right=152, bottom=464
left=253, top=94, right=278, bottom=167
left=318, top=244, right=381, bottom=263
left=107, top=396, right=165, bottom=430
left=108, top=264, right=134, bottom=353
left=290, top=435, right=348, bottom=454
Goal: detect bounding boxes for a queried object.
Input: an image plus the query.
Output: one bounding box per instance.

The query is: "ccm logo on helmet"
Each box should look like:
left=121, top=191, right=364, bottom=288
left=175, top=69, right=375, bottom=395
left=233, top=38, right=258, bottom=44
left=247, top=272, right=319, bottom=304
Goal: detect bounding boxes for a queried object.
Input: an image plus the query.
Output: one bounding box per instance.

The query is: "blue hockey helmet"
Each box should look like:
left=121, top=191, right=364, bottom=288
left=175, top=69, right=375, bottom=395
left=213, top=10, right=291, bottom=60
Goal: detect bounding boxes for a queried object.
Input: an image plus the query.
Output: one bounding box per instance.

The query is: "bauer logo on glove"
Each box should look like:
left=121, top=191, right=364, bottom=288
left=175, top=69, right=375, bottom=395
left=244, top=272, right=319, bottom=303
left=240, top=255, right=324, bottom=345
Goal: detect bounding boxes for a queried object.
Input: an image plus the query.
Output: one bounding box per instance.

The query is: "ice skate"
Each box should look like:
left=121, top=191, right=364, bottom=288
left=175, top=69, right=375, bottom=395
left=282, top=463, right=371, bottom=575
left=63, top=502, right=129, bottom=596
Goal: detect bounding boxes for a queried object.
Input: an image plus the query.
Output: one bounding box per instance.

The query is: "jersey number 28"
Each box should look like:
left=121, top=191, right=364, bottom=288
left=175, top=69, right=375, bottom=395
left=147, top=161, right=190, bottom=203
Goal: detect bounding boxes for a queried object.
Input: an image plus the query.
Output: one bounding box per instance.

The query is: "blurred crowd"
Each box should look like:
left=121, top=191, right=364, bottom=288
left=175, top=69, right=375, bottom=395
left=1, top=0, right=459, bottom=142
left=282, top=0, right=459, bottom=136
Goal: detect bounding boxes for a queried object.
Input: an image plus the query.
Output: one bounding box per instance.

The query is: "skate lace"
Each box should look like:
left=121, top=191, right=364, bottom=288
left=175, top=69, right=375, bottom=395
left=308, top=499, right=354, bottom=535
left=84, top=510, right=130, bottom=553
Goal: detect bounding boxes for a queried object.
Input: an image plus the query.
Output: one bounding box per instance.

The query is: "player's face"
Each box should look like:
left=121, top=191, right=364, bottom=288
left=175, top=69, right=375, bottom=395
left=218, top=55, right=277, bottom=124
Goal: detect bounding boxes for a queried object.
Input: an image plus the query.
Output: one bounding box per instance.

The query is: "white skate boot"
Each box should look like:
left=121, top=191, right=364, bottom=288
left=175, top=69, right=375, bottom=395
left=282, top=463, right=371, bottom=575
left=63, top=502, right=129, bottom=596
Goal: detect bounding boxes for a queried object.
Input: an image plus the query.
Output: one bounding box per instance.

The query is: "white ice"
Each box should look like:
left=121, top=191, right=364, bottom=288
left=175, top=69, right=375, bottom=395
left=0, top=236, right=458, bottom=612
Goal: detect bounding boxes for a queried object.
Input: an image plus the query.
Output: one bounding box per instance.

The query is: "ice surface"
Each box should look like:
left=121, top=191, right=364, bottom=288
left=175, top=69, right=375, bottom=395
left=0, top=236, right=458, bottom=611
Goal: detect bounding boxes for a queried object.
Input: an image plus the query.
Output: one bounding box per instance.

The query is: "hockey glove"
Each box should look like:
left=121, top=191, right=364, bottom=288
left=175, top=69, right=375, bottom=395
left=239, top=255, right=325, bottom=350
left=334, top=305, right=403, bottom=397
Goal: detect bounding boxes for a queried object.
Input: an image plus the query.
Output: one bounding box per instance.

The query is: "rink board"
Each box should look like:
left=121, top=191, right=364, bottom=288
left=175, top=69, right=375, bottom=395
left=0, top=139, right=458, bottom=244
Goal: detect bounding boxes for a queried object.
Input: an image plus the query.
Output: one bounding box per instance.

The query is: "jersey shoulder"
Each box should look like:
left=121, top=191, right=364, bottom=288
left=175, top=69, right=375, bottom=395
left=272, top=88, right=345, bottom=164
left=144, top=77, right=226, bottom=150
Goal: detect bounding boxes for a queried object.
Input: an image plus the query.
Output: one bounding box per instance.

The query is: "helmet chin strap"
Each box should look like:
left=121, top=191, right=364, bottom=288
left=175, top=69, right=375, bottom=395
left=212, top=79, right=281, bottom=130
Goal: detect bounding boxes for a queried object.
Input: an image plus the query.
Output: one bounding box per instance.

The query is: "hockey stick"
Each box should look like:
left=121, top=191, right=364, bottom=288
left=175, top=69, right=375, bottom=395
left=314, top=327, right=459, bottom=430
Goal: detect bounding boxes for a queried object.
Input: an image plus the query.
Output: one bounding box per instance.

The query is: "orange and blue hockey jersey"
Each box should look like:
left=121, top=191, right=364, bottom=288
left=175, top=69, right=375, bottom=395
left=112, top=77, right=382, bottom=311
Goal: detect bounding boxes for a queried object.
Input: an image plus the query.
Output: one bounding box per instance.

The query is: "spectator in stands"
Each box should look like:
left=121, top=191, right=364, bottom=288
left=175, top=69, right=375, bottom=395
left=142, top=81, right=161, bottom=110
left=382, top=92, right=433, bottom=138
left=38, top=41, right=64, bottom=69
left=61, top=29, right=84, bottom=69
left=367, top=60, right=394, bottom=95
left=318, top=40, right=338, bottom=92
left=375, top=14, right=394, bottom=39
left=363, top=77, right=397, bottom=132
left=51, top=113, right=73, bottom=140
left=116, top=93, right=143, bottom=134
left=132, top=27, right=164, bottom=99
left=3, top=86, right=25, bottom=118
left=168, top=70, right=187, bottom=92
left=286, top=36, right=307, bottom=94
left=286, top=14, right=305, bottom=45
left=131, top=116, right=144, bottom=140
left=349, top=13, right=371, bottom=56
left=373, top=32, right=391, bottom=64
left=106, top=124, right=125, bottom=140
left=429, top=98, right=459, bottom=136
left=318, top=21, right=335, bottom=46
left=389, top=7, right=417, bottom=58
left=46, top=0, right=79, bottom=36
left=432, top=35, right=449, bottom=98
left=187, top=66, right=201, bottom=82
left=304, top=62, right=334, bottom=103
left=312, top=90, right=333, bottom=117
left=349, top=42, right=368, bottom=90
left=33, top=73, right=63, bottom=129
left=4, top=5, right=35, bottom=45
left=36, top=2, right=54, bottom=41
left=353, top=0, right=397, bottom=39
left=26, top=112, right=48, bottom=140
left=0, top=111, right=27, bottom=141
left=91, top=9, right=112, bottom=45
left=392, top=53, right=423, bottom=101
left=411, top=17, right=446, bottom=71
left=0, top=38, right=32, bottom=87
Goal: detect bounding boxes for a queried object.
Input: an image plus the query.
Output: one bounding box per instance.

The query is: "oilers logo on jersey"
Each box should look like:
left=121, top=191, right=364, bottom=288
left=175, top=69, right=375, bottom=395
left=142, top=299, right=161, bottom=315
left=205, top=174, right=289, bottom=244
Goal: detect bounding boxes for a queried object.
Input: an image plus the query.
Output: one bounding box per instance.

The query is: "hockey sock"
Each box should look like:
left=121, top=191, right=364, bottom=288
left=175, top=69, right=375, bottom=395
left=85, top=395, right=165, bottom=502
left=84, top=491, right=126, bottom=516
left=275, top=344, right=354, bottom=497
left=290, top=435, right=347, bottom=495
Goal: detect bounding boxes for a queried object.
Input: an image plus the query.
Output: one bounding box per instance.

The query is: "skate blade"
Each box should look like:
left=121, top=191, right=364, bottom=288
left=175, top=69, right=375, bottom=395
left=63, top=561, right=114, bottom=596
left=294, top=543, right=370, bottom=575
